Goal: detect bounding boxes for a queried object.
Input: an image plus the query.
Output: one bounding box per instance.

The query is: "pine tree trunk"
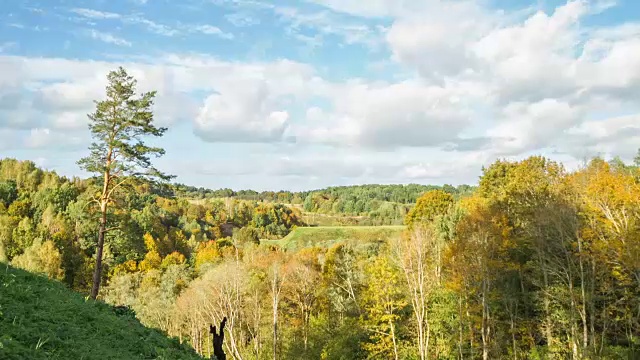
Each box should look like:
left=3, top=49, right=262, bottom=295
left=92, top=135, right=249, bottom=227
left=90, top=203, right=107, bottom=299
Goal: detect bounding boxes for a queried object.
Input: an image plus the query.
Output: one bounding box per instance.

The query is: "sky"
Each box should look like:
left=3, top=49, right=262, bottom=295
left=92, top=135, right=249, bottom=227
left=0, top=0, right=639, bottom=191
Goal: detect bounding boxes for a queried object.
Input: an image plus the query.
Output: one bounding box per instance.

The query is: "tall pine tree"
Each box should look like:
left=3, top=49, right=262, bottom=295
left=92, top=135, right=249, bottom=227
left=78, top=67, right=172, bottom=299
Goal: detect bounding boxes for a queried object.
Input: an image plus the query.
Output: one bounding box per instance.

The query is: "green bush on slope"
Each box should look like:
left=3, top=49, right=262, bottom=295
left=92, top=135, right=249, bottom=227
left=0, top=265, right=202, bottom=360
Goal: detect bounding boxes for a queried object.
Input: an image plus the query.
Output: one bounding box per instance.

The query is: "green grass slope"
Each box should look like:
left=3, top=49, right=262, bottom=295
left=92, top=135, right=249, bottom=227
left=262, top=225, right=406, bottom=251
left=0, top=265, right=202, bottom=360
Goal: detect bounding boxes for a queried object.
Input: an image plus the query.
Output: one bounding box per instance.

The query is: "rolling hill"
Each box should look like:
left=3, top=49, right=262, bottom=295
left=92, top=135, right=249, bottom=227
left=261, top=225, right=406, bottom=250
left=0, top=264, right=203, bottom=360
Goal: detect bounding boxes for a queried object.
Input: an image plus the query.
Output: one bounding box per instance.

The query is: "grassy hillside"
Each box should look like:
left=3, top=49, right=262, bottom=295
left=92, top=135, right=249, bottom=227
left=262, top=225, right=406, bottom=250
left=0, top=265, right=202, bottom=360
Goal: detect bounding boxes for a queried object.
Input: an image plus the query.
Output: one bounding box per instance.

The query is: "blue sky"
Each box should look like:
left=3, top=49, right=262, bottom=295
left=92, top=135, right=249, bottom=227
left=1, top=0, right=639, bottom=191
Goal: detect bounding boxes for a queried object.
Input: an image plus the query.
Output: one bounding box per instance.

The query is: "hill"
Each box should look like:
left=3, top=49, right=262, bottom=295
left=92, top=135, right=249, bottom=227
left=0, top=265, right=202, bottom=360
left=261, top=225, right=406, bottom=251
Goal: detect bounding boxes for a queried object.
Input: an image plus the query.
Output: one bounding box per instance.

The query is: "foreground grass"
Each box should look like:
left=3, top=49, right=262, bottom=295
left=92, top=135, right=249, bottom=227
left=0, top=265, right=202, bottom=360
left=262, top=225, right=405, bottom=250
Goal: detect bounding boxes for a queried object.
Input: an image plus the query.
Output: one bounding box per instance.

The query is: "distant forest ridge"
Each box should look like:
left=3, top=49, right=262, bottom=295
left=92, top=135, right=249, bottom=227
left=171, top=183, right=476, bottom=203
left=0, top=158, right=473, bottom=205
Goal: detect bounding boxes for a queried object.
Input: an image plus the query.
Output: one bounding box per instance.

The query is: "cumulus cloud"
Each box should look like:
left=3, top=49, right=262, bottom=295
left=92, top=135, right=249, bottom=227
left=195, top=80, right=290, bottom=143
left=563, top=114, right=640, bottom=158
left=0, top=54, right=317, bottom=144
left=0, top=56, right=164, bottom=138
left=487, top=99, right=584, bottom=155
left=297, top=80, right=477, bottom=148
left=386, top=1, right=489, bottom=81
left=376, top=0, right=640, bottom=156
left=3, top=0, right=640, bottom=185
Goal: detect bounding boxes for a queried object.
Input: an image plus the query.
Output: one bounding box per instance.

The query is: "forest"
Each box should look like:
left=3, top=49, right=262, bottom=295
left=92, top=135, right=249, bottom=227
left=2, top=153, right=640, bottom=359
left=1, top=68, right=639, bottom=359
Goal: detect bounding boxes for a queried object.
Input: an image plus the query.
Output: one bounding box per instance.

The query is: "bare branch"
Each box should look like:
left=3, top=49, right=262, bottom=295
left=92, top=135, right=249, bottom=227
left=106, top=177, right=129, bottom=199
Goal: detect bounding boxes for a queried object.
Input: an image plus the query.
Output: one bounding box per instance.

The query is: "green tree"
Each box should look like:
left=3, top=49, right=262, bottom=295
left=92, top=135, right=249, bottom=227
left=0, top=180, right=18, bottom=207
left=8, top=199, right=31, bottom=218
left=233, top=226, right=260, bottom=245
left=405, top=190, right=454, bottom=227
left=78, top=67, right=172, bottom=299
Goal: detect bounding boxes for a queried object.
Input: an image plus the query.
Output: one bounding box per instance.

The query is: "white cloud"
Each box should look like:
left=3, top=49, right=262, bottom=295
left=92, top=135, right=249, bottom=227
left=72, top=8, right=177, bottom=36
left=225, top=12, right=260, bottom=27
left=125, top=15, right=179, bottom=36
left=564, top=114, right=640, bottom=158
left=3, top=0, right=640, bottom=186
left=297, top=80, right=478, bottom=148
left=375, top=0, right=640, bottom=156
left=0, top=55, right=317, bottom=144
left=72, top=8, right=234, bottom=39
left=71, top=8, right=121, bottom=19
left=386, top=1, right=490, bottom=80
left=195, top=80, right=290, bottom=142
left=25, top=128, right=85, bottom=150
left=25, top=128, right=52, bottom=148
left=275, top=7, right=384, bottom=49
left=188, top=25, right=234, bottom=39
left=180, top=146, right=489, bottom=187
left=487, top=99, right=584, bottom=155
left=88, top=29, right=132, bottom=46
left=307, top=0, right=430, bottom=18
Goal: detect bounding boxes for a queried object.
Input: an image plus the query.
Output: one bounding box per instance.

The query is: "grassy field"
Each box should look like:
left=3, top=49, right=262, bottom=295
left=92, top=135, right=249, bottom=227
left=261, top=225, right=406, bottom=251
left=0, top=265, right=202, bottom=360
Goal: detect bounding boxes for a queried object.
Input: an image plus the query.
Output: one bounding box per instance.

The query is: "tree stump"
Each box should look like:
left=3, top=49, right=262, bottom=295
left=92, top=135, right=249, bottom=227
left=210, top=317, right=227, bottom=360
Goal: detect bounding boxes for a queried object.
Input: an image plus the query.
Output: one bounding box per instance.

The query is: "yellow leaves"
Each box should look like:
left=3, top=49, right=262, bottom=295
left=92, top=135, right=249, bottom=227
left=361, top=254, right=406, bottom=359
left=405, top=189, right=454, bottom=227
left=479, top=156, right=564, bottom=203
left=575, top=159, right=640, bottom=220
left=112, top=259, right=138, bottom=276
left=194, top=240, right=221, bottom=271
left=161, top=251, right=186, bottom=269
left=12, top=240, right=64, bottom=280
left=139, top=250, right=162, bottom=272
left=143, top=232, right=157, bottom=252
left=610, top=265, right=631, bottom=284
left=569, top=159, right=640, bottom=279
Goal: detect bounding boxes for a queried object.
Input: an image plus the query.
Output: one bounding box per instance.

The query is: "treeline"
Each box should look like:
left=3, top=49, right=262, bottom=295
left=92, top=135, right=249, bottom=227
left=0, top=158, right=303, bottom=291
left=172, top=184, right=475, bottom=225
left=173, top=184, right=472, bottom=204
